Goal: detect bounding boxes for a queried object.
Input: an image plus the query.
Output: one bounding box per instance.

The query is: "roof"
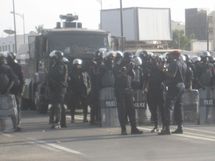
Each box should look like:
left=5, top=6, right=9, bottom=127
left=42, top=28, right=108, bottom=35
left=101, top=7, right=171, bottom=12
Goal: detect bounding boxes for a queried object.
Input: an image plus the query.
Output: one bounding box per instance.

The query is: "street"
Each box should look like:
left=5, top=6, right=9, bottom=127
left=1, top=111, right=215, bottom=161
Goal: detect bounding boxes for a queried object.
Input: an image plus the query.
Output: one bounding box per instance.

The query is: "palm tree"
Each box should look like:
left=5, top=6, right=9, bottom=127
left=35, top=25, right=44, bottom=34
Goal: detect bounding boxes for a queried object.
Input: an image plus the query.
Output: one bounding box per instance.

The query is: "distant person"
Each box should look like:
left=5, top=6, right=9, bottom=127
left=6, top=52, right=24, bottom=131
left=88, top=50, right=105, bottom=124
left=145, top=57, right=166, bottom=133
left=67, top=58, right=91, bottom=123
left=115, top=52, right=143, bottom=135
left=159, top=51, right=187, bottom=135
left=47, top=50, right=68, bottom=129
left=0, top=52, right=18, bottom=131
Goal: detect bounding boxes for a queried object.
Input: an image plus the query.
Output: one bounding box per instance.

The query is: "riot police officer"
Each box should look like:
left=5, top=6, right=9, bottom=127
left=47, top=50, right=68, bottom=129
left=159, top=50, right=187, bottom=135
left=6, top=52, right=24, bottom=131
left=115, top=52, right=143, bottom=135
left=146, top=56, right=166, bottom=133
left=0, top=52, right=18, bottom=131
left=197, top=51, right=214, bottom=89
left=68, top=58, right=91, bottom=123
left=88, top=50, right=105, bottom=124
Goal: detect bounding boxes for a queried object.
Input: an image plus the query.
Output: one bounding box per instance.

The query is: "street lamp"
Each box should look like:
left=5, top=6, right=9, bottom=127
left=10, top=11, right=26, bottom=44
left=12, top=0, right=17, bottom=53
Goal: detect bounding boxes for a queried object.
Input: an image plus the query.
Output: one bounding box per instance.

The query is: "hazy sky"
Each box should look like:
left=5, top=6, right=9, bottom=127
left=0, top=0, right=214, bottom=37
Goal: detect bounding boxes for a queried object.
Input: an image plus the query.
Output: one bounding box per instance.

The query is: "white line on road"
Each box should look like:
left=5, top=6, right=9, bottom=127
left=178, top=134, right=215, bottom=142
left=138, top=127, right=215, bottom=142
left=47, top=143, right=83, bottom=155
left=28, top=137, right=83, bottom=155
left=0, top=132, right=13, bottom=137
left=28, top=141, right=60, bottom=152
left=184, top=127, right=215, bottom=135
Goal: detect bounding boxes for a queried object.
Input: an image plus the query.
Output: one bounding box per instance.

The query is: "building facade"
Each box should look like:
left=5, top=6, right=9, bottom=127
left=0, top=34, right=28, bottom=53
left=171, top=20, right=185, bottom=32
left=185, top=8, right=208, bottom=40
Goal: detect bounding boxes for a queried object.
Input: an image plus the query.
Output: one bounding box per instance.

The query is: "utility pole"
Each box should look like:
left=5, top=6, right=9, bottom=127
left=207, top=15, right=210, bottom=51
left=11, top=12, right=26, bottom=44
left=12, top=0, right=17, bottom=53
left=120, top=0, right=124, bottom=51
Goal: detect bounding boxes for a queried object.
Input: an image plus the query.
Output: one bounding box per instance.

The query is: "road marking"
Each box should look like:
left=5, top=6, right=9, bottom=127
left=28, top=137, right=83, bottom=155
left=184, top=127, right=215, bottom=135
left=47, top=143, right=83, bottom=155
left=185, top=131, right=215, bottom=139
left=138, top=127, right=215, bottom=142
left=0, top=132, right=13, bottom=137
left=178, top=134, right=215, bottom=142
left=28, top=141, right=60, bottom=152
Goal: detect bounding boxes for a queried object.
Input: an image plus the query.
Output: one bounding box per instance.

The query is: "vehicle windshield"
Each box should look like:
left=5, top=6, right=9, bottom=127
left=47, top=31, right=109, bottom=56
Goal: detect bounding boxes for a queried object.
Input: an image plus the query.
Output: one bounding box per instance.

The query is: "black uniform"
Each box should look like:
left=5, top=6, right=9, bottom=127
left=115, top=66, right=142, bottom=135
left=160, top=57, right=187, bottom=135
left=68, top=66, right=91, bottom=123
left=7, top=60, right=24, bottom=130
left=88, top=60, right=105, bottom=124
left=147, top=61, right=165, bottom=131
left=48, top=60, right=68, bottom=128
left=0, top=63, right=18, bottom=130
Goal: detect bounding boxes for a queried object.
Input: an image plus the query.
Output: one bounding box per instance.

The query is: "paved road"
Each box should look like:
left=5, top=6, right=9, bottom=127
left=1, top=111, right=215, bottom=161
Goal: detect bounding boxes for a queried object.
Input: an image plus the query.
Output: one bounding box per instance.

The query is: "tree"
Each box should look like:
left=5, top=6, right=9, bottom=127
left=169, top=30, right=191, bottom=50
left=35, top=25, right=44, bottom=34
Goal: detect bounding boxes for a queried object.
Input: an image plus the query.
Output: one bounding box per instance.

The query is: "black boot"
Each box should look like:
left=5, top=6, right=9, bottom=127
left=151, top=126, right=159, bottom=133
left=172, top=126, right=183, bottom=134
left=121, top=127, right=127, bottom=135
left=158, top=126, right=171, bottom=135
left=131, top=127, right=143, bottom=135
left=71, top=115, right=75, bottom=123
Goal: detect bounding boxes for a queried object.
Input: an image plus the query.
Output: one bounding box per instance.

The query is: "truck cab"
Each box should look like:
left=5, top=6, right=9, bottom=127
left=22, top=14, right=111, bottom=112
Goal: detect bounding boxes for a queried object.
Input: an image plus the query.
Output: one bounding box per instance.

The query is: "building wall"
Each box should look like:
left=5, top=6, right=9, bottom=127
left=0, top=34, right=28, bottom=53
left=209, top=11, right=215, bottom=50
left=185, top=8, right=208, bottom=40
left=101, top=7, right=171, bottom=41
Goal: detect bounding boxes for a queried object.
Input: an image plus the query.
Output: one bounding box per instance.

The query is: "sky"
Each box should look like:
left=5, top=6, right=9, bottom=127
left=0, top=0, right=215, bottom=37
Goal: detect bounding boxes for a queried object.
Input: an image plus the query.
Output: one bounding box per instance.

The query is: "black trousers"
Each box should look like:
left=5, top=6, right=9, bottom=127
left=147, top=91, right=165, bottom=128
left=70, top=94, right=88, bottom=121
left=60, top=104, right=66, bottom=126
left=163, top=84, right=185, bottom=129
left=116, top=90, right=137, bottom=130
left=90, top=93, right=100, bottom=123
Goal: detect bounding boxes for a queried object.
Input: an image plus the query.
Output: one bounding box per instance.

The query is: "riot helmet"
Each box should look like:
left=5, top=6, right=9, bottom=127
left=7, top=52, right=17, bottom=64
left=200, top=51, right=211, bottom=57
left=191, top=56, right=201, bottom=63
left=95, top=48, right=106, bottom=62
left=166, top=50, right=181, bottom=62
left=72, top=58, right=82, bottom=65
left=63, top=57, right=69, bottom=64
left=72, top=58, right=82, bottom=69
left=49, top=50, right=64, bottom=60
left=180, top=54, right=186, bottom=62
left=104, top=51, right=115, bottom=66
left=115, top=51, right=123, bottom=59
left=132, top=56, right=142, bottom=66
left=7, top=52, right=16, bottom=60
left=200, top=51, right=211, bottom=63
left=115, top=50, right=123, bottom=65
left=123, top=51, right=133, bottom=63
